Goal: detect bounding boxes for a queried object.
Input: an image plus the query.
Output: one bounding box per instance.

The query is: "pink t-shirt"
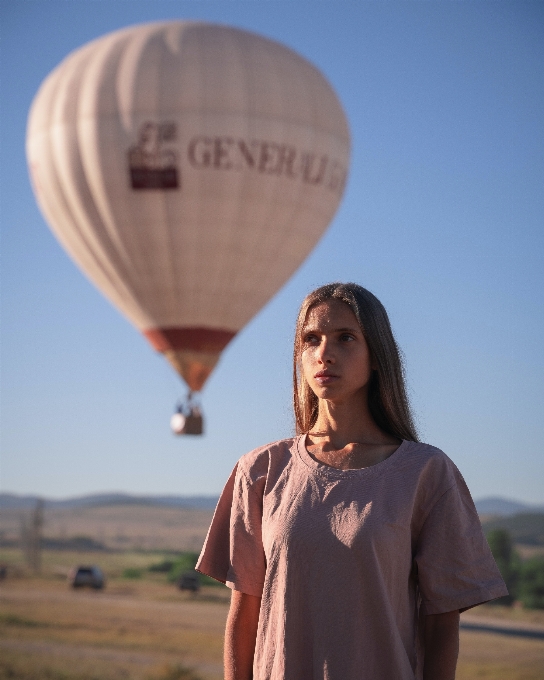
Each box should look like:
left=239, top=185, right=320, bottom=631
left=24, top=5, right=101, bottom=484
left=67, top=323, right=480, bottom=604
left=196, top=436, right=507, bottom=680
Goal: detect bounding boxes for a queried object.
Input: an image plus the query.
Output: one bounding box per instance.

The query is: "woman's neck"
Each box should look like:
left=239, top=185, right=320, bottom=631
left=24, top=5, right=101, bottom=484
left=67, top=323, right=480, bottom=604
left=306, top=395, right=401, bottom=470
left=311, top=394, right=392, bottom=447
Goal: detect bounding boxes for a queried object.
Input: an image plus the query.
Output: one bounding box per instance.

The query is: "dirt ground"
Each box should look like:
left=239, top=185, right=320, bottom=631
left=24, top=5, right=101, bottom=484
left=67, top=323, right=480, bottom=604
left=1, top=549, right=544, bottom=679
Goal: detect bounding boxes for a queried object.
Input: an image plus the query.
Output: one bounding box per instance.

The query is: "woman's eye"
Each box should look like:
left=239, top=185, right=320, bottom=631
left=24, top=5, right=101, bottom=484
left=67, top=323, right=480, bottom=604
left=340, top=333, right=354, bottom=342
left=303, top=333, right=319, bottom=344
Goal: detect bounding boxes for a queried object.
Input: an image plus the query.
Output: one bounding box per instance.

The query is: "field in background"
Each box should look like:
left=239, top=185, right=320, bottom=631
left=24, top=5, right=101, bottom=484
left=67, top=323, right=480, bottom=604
left=457, top=629, right=544, bottom=680
left=1, top=549, right=544, bottom=680
left=3, top=502, right=543, bottom=554
left=0, top=570, right=228, bottom=680
left=1, top=504, right=544, bottom=679
left=1, top=504, right=214, bottom=552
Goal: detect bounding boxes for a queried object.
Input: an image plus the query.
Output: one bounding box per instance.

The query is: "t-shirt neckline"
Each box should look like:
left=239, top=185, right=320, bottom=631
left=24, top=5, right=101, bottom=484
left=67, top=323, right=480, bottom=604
left=295, top=434, right=409, bottom=478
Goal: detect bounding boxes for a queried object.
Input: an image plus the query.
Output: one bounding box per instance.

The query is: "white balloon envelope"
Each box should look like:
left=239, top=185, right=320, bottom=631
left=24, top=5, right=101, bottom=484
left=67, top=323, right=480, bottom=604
left=27, top=21, right=350, bottom=391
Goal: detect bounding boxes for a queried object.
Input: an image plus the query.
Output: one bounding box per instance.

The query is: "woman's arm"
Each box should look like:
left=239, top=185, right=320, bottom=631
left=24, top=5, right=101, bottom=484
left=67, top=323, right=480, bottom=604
left=423, top=610, right=460, bottom=680
left=224, top=590, right=262, bottom=680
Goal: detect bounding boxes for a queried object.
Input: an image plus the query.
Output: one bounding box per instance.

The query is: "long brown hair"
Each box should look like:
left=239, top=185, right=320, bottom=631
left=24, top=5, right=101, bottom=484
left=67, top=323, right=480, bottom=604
left=293, top=282, right=419, bottom=441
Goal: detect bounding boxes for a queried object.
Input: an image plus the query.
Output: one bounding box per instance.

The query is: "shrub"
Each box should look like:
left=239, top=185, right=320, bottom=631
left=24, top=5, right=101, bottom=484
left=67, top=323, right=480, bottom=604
left=168, top=553, right=199, bottom=583
left=166, top=552, right=221, bottom=587
left=148, top=559, right=176, bottom=573
left=122, top=567, right=142, bottom=579
left=486, top=528, right=520, bottom=605
left=518, top=556, right=544, bottom=609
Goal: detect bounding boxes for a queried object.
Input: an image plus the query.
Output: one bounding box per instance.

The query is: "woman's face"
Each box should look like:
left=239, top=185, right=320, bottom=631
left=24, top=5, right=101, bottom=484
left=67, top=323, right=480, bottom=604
left=300, top=300, right=373, bottom=403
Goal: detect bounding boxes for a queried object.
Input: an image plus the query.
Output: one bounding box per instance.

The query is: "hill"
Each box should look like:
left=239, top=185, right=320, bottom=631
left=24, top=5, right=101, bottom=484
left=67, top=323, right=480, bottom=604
left=2, top=492, right=543, bottom=551
left=0, top=502, right=215, bottom=552
left=0, top=492, right=219, bottom=511
left=474, top=497, right=544, bottom=517
left=5, top=493, right=544, bottom=514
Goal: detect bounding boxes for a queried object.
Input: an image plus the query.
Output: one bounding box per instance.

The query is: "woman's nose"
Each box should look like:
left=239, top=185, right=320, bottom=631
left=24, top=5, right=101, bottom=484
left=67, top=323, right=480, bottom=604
left=316, top=338, right=334, bottom=364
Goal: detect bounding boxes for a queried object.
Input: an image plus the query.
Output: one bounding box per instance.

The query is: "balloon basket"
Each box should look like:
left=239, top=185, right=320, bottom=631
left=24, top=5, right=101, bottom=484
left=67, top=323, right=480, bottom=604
left=170, top=393, right=204, bottom=436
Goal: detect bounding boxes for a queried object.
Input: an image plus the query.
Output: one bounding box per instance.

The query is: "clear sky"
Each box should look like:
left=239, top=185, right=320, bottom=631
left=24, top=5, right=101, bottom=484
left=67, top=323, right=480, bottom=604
left=1, top=1, right=543, bottom=504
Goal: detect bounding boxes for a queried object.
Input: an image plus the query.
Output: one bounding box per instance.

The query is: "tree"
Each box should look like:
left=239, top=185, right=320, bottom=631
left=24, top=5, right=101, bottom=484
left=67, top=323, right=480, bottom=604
left=518, top=557, right=544, bottom=609
left=486, top=528, right=520, bottom=605
left=20, top=499, right=44, bottom=574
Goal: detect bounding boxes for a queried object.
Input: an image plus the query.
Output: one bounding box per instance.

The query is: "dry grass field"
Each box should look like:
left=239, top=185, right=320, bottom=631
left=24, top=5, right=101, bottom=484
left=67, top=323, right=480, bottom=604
left=1, top=505, right=215, bottom=552
left=1, top=505, right=544, bottom=679
left=0, top=552, right=229, bottom=680
left=457, top=631, right=544, bottom=680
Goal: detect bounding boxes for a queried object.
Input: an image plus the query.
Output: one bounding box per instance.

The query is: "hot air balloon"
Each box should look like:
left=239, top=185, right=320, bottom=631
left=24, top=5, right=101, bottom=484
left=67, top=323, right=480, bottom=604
left=26, top=21, right=350, bottom=434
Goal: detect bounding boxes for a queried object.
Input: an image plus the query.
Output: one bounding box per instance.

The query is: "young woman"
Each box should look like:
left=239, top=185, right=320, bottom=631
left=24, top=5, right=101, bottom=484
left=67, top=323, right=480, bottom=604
left=197, top=282, right=507, bottom=680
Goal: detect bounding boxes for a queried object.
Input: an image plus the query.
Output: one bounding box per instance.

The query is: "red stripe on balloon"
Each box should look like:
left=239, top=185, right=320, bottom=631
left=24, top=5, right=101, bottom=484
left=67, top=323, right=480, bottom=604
left=144, top=327, right=236, bottom=353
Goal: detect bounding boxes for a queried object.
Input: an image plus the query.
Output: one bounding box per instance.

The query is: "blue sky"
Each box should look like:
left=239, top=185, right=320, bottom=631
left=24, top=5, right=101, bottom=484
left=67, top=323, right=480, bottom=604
left=1, top=1, right=543, bottom=503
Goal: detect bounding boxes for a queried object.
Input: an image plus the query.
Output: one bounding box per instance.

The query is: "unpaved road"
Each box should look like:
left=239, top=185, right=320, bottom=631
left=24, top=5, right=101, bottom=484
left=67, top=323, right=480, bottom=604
left=461, top=614, right=544, bottom=640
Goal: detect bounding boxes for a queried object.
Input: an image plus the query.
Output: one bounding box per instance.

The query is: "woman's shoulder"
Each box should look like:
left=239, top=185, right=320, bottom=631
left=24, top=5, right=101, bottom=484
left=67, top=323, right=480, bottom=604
left=236, top=437, right=298, bottom=486
left=402, top=440, right=459, bottom=474
left=399, top=440, right=470, bottom=507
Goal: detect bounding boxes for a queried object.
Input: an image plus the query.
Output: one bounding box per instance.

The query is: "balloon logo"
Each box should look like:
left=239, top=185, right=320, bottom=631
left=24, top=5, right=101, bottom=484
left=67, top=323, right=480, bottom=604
left=26, top=21, right=350, bottom=430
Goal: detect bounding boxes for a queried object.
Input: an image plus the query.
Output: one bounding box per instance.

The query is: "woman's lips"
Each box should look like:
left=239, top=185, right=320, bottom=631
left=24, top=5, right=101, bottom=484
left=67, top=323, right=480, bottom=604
left=314, top=371, right=339, bottom=384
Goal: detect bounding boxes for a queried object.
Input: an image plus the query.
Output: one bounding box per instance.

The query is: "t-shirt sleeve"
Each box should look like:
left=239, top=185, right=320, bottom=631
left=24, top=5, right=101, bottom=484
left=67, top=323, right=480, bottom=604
left=414, top=470, right=508, bottom=615
left=196, top=462, right=267, bottom=597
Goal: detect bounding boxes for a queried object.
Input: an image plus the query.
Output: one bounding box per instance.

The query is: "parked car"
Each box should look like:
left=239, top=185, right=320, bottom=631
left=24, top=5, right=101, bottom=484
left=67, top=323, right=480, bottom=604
left=68, top=565, right=105, bottom=589
left=177, top=571, right=200, bottom=592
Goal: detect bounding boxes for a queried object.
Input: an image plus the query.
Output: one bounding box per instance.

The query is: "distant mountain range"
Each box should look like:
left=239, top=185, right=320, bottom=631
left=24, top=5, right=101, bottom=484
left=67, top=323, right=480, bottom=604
left=1, top=492, right=542, bottom=516
left=474, top=497, right=544, bottom=517
left=0, top=492, right=219, bottom=511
